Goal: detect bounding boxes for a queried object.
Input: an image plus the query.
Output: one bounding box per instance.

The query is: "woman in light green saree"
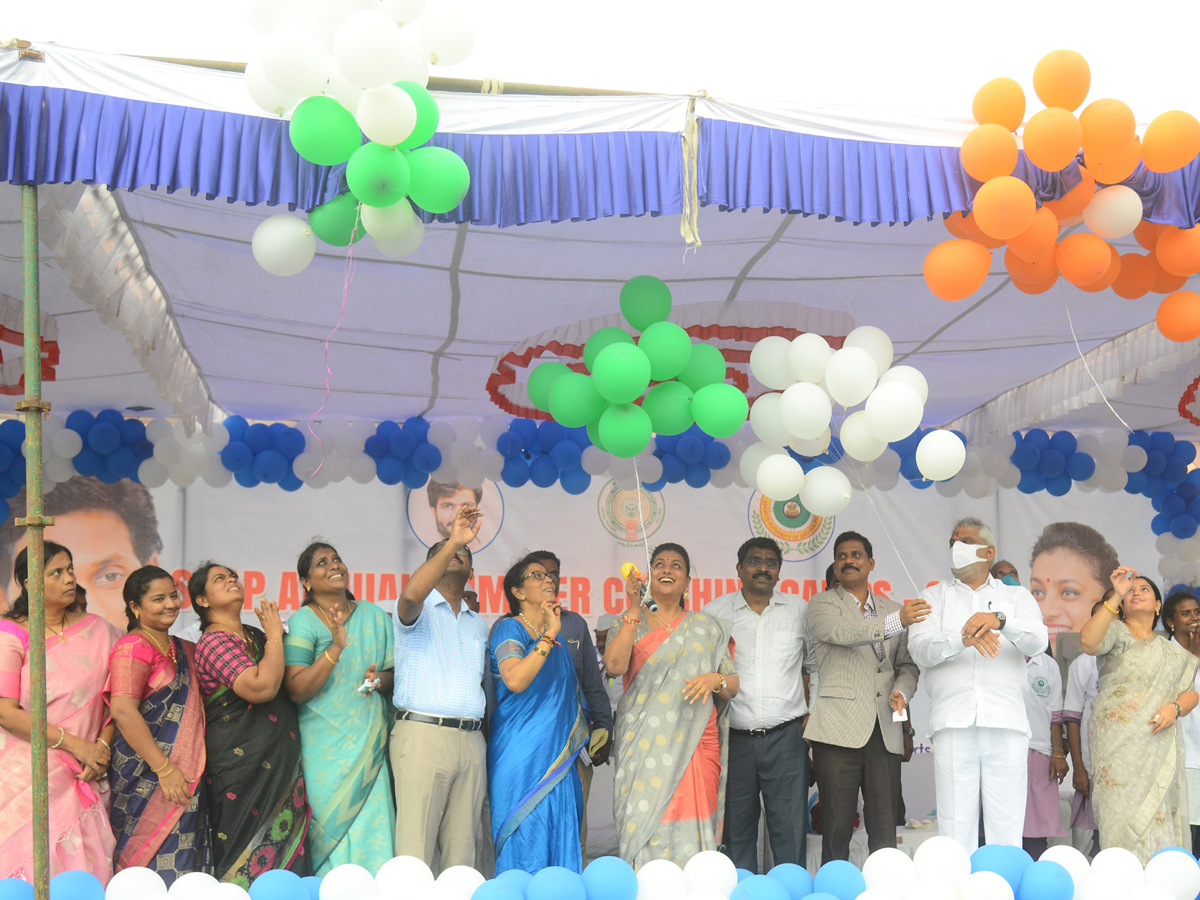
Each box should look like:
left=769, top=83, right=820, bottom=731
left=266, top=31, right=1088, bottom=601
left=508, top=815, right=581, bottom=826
left=1081, top=565, right=1199, bottom=863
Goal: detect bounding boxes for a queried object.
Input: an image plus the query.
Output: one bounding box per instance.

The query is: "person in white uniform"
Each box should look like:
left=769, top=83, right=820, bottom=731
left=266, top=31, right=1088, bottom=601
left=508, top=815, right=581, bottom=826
left=1063, top=597, right=1106, bottom=858
left=1022, top=648, right=1066, bottom=859
left=908, top=517, right=1049, bottom=852
left=1163, top=590, right=1200, bottom=856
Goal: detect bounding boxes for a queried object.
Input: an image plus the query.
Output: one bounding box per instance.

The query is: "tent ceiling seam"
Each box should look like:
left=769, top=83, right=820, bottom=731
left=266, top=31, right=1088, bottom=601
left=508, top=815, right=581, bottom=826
left=420, top=224, right=471, bottom=417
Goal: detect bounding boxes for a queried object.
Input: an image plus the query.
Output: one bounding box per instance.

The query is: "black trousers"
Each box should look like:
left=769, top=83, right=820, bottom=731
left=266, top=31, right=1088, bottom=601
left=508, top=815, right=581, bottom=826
left=722, top=717, right=809, bottom=872
left=810, top=721, right=900, bottom=863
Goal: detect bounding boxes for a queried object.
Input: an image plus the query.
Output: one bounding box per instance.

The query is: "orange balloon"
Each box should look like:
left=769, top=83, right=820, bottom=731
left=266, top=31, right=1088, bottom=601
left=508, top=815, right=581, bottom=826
left=961, top=124, right=1019, bottom=182
left=972, top=176, right=1037, bottom=240
left=942, top=210, right=1006, bottom=249
left=1149, top=251, right=1190, bottom=294
left=1079, top=244, right=1121, bottom=292
left=1022, top=108, right=1083, bottom=172
left=1142, top=110, right=1200, bottom=174
left=1155, top=226, right=1200, bottom=276
left=1085, top=137, right=1142, bottom=185
left=1056, top=232, right=1112, bottom=286
left=924, top=239, right=993, bottom=301
left=1012, top=272, right=1060, bottom=295
left=1033, top=50, right=1091, bottom=112
left=1004, top=245, right=1058, bottom=282
left=1079, top=99, right=1136, bottom=161
left=1043, top=166, right=1095, bottom=219
left=1133, top=219, right=1166, bottom=251
left=1111, top=252, right=1156, bottom=299
left=1157, top=290, right=1200, bottom=342
left=973, top=77, right=1026, bottom=132
left=1007, top=206, right=1060, bottom=262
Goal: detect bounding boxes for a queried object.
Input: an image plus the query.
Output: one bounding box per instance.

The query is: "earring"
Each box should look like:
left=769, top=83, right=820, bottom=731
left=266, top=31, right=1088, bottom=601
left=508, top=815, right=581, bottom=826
left=134, top=609, right=140, bottom=620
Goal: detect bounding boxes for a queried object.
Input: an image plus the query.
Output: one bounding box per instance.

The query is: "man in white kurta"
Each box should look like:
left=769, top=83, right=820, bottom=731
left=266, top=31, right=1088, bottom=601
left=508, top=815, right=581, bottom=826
left=908, top=517, right=1049, bottom=852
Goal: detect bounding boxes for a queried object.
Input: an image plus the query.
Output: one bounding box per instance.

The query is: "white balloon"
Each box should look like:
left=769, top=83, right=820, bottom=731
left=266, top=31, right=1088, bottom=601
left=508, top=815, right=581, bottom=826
left=390, top=40, right=431, bottom=87
left=638, top=455, right=664, bottom=483
left=260, top=25, right=330, bottom=98
left=334, top=9, right=411, bottom=89
left=856, top=892, right=904, bottom=900
left=152, top=438, right=184, bottom=467
left=380, top=0, right=428, bottom=24
left=912, top=835, right=971, bottom=886
left=336, top=420, right=374, bottom=454
left=324, top=61, right=366, bottom=114
left=1128, top=887, right=1176, bottom=900
left=253, top=215, right=316, bottom=276
left=934, top=474, right=963, bottom=497
left=581, top=445, right=611, bottom=476
left=638, top=858, right=688, bottom=900
left=477, top=448, right=505, bottom=480
left=709, top=464, right=737, bottom=488
left=244, top=58, right=299, bottom=117
left=320, top=864, right=377, bottom=900
left=312, top=0, right=379, bottom=53
left=961, top=448, right=983, bottom=477
left=756, top=453, right=805, bottom=500
left=786, top=332, right=833, bottom=384
left=840, top=410, right=887, bottom=462
left=51, top=428, right=83, bottom=459
left=412, top=1, right=477, bottom=65
left=1083, top=185, right=1144, bottom=240
left=201, top=424, right=230, bottom=452
left=422, top=884, right=469, bottom=900
left=864, top=382, right=924, bottom=443
left=376, top=856, right=435, bottom=896
left=45, top=455, right=76, bottom=483
left=1076, top=433, right=1103, bottom=457
left=799, top=465, right=852, bottom=516
left=1039, top=844, right=1091, bottom=892
left=168, top=873, right=219, bottom=900
left=169, top=467, right=197, bottom=487
left=878, top=365, right=930, bottom=404
left=348, top=454, right=377, bottom=484
left=375, top=219, right=426, bottom=257
left=203, top=886, right=251, bottom=900
left=863, top=847, right=918, bottom=895
left=735, top=441, right=774, bottom=486
left=844, top=324, right=894, bottom=375
left=362, top=198, right=419, bottom=242
left=320, top=452, right=349, bottom=482
left=437, top=866, right=485, bottom=897
left=1122, top=445, right=1149, bottom=473
left=871, top=447, right=902, bottom=476
left=748, top=392, right=794, bottom=448
left=1144, top=849, right=1200, bottom=900
left=779, top=382, right=833, bottom=441
left=824, top=346, right=879, bottom=407
left=242, top=0, right=307, bottom=36
left=683, top=850, right=738, bottom=898
left=107, top=866, right=167, bottom=900
left=903, top=878, right=960, bottom=900
left=1099, top=467, right=1129, bottom=492
left=749, top=336, right=795, bottom=390
left=203, top=465, right=234, bottom=488
left=424, top=420, right=455, bottom=450
left=1091, top=847, right=1146, bottom=895
left=456, top=464, right=484, bottom=490
left=957, top=871, right=1014, bottom=900
left=1076, top=872, right=1127, bottom=900
left=998, top=462, right=1024, bottom=489
left=356, top=83, right=418, bottom=145
left=916, top=430, right=966, bottom=481
left=789, top=428, right=831, bottom=458
left=964, top=473, right=996, bottom=498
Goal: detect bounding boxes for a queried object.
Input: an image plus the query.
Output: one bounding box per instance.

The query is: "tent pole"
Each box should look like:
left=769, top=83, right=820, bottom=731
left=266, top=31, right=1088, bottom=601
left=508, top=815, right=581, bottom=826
left=19, top=183, right=51, bottom=900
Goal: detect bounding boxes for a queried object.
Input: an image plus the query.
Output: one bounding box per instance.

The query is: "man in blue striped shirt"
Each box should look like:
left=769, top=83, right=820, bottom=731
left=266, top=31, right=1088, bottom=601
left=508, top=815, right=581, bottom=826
left=391, top=504, right=488, bottom=873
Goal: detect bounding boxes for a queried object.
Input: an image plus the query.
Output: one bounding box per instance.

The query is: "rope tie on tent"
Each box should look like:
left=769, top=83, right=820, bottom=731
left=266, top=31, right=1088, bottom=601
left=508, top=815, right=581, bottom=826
left=680, top=90, right=709, bottom=252
left=481, top=78, right=505, bottom=94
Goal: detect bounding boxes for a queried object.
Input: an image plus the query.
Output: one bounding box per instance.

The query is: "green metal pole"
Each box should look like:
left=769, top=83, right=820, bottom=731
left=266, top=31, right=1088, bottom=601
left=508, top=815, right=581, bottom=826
left=19, top=184, right=51, bottom=900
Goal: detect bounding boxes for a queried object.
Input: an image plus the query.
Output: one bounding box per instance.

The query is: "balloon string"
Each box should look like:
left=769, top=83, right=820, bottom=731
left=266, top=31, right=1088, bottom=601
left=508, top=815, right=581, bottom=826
left=1061, top=284, right=1133, bottom=434
left=306, top=212, right=361, bottom=477
left=631, top=457, right=654, bottom=591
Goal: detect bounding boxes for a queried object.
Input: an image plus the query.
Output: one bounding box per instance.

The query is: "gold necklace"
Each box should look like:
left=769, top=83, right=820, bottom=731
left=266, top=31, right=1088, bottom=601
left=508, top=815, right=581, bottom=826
left=518, top=611, right=546, bottom=639
left=651, top=607, right=685, bottom=634
left=141, top=629, right=176, bottom=662
left=314, top=601, right=352, bottom=646
left=45, top=613, right=69, bottom=644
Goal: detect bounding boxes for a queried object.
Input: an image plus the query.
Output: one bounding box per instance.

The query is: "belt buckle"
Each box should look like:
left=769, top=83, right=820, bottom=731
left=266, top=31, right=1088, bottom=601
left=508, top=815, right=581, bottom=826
left=748, top=727, right=768, bottom=736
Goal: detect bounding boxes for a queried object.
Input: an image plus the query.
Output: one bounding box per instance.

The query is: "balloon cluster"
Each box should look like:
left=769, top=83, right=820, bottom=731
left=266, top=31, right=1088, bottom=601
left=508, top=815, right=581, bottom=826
left=244, top=0, right=476, bottom=275
left=365, top=417, right=443, bottom=488
left=0, top=420, right=26, bottom=521
left=1007, top=428, right=1097, bottom=496
left=495, top=419, right=593, bottom=494
left=217, top=416, right=307, bottom=490
left=57, top=410, right=153, bottom=486
left=924, top=48, right=1200, bottom=341
left=527, top=276, right=748, bottom=458
left=645, top=425, right=733, bottom=491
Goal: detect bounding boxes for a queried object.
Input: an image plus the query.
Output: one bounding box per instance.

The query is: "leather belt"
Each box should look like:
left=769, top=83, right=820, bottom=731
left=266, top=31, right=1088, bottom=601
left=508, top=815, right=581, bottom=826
left=395, top=709, right=482, bottom=732
left=730, top=716, right=803, bottom=737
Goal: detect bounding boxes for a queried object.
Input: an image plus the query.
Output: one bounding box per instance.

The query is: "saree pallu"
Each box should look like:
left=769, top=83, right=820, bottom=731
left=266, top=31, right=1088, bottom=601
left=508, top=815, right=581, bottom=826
left=198, top=628, right=311, bottom=886
left=610, top=612, right=736, bottom=868
left=107, top=635, right=212, bottom=885
left=283, top=602, right=395, bottom=875
left=0, top=616, right=119, bottom=881
left=1091, top=626, right=1199, bottom=863
left=488, top=618, right=589, bottom=874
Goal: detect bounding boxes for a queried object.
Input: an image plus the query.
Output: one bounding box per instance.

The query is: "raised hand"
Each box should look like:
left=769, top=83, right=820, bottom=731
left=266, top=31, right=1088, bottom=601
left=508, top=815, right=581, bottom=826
left=449, top=505, right=484, bottom=547
left=542, top=597, right=562, bottom=640
left=1110, top=565, right=1138, bottom=596
left=256, top=599, right=284, bottom=642
left=329, top=606, right=348, bottom=651
left=624, top=572, right=646, bottom=617
left=900, top=599, right=931, bottom=628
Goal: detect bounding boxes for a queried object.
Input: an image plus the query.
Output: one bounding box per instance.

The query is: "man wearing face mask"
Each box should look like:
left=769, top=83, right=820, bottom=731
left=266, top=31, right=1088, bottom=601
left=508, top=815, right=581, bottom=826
left=907, top=517, right=1049, bottom=852
left=991, top=561, right=1021, bottom=586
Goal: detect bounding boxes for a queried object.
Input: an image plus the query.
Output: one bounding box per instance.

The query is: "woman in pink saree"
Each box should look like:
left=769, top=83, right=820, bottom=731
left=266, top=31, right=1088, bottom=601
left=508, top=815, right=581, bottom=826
left=0, top=542, right=121, bottom=880
left=603, top=543, right=739, bottom=868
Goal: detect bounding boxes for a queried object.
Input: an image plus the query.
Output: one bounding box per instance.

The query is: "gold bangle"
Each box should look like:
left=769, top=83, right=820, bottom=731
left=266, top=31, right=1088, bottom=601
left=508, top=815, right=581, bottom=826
left=532, top=644, right=549, bottom=658
left=50, top=726, right=65, bottom=749
left=323, top=650, right=339, bottom=666
left=1103, top=601, right=1121, bottom=616
left=1051, top=753, right=1066, bottom=759
left=157, top=765, right=176, bottom=778
left=98, top=738, right=111, bottom=752
left=151, top=758, right=173, bottom=774
left=621, top=613, right=640, bottom=627
left=267, top=639, right=283, bottom=646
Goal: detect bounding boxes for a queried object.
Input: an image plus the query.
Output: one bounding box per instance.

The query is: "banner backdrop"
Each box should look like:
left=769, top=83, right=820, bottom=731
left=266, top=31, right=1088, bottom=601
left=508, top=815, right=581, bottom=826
left=0, top=474, right=1159, bottom=848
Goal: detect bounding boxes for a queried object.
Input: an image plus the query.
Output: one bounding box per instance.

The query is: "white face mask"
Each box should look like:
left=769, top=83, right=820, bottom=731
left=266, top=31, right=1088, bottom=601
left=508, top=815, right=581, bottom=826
left=951, top=540, right=985, bottom=571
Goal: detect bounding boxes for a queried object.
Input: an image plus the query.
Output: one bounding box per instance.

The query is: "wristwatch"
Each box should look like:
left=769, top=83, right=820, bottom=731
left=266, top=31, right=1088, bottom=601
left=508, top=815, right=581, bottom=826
left=713, top=675, right=728, bottom=694
left=993, top=611, right=1006, bottom=630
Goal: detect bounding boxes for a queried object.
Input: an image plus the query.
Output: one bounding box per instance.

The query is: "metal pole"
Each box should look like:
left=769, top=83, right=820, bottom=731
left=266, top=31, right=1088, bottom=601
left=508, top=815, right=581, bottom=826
left=19, top=184, right=51, bottom=900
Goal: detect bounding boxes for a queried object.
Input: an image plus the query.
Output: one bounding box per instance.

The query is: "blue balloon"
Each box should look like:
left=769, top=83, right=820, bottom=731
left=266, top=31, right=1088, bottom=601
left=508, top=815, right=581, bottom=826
left=1125, top=471, right=1149, bottom=494
left=244, top=423, right=271, bottom=453
left=65, top=410, right=95, bottom=435
left=582, top=856, right=638, bottom=900
left=971, top=843, right=1033, bottom=892
left=1037, top=449, right=1066, bottom=478
left=568, top=427, right=591, bottom=448
left=1048, top=430, right=1077, bottom=456
left=411, top=443, right=443, bottom=474
left=676, top=434, right=705, bottom=465
left=704, top=441, right=732, bottom=470
left=94, top=460, right=120, bottom=484
left=376, top=455, right=404, bottom=485
left=889, top=431, right=922, bottom=457
left=1010, top=442, right=1039, bottom=472
left=364, top=435, right=390, bottom=459
left=0, top=445, right=14, bottom=473
left=1016, top=860, right=1072, bottom=900
left=376, top=419, right=401, bottom=438
left=803, top=895, right=839, bottom=900
left=1190, top=498, right=1200, bottom=520
left=1172, top=514, right=1199, bottom=540
left=1017, top=470, right=1044, bottom=494
left=1152, top=845, right=1192, bottom=856
left=250, top=869, right=304, bottom=900
left=1153, top=513, right=1173, bottom=536
left=94, top=408, right=123, bottom=427
left=661, top=454, right=686, bottom=483
left=252, top=449, right=288, bottom=484
left=561, top=468, right=591, bottom=495
left=527, top=867, right=586, bottom=900
left=899, top=453, right=922, bottom=481
left=1151, top=430, right=1177, bottom=454
left=109, top=446, right=140, bottom=480
left=640, top=476, right=667, bottom=492
left=731, top=875, right=791, bottom=900
left=1163, top=493, right=1188, bottom=518
left=0, top=879, right=33, bottom=900
left=223, top=415, right=248, bottom=441
left=767, top=863, right=814, bottom=900
left=132, top=436, right=154, bottom=461
left=1174, top=441, right=1198, bottom=464
left=511, top=418, right=539, bottom=449
left=530, top=453, right=559, bottom=487
left=537, top=420, right=568, bottom=452
left=220, top=441, right=254, bottom=474
left=8, top=456, right=23, bottom=483
left=910, top=476, right=933, bottom=489
left=551, top=440, right=583, bottom=471
left=502, top=457, right=531, bottom=488
left=274, top=425, right=307, bottom=459
left=1164, top=458, right=1189, bottom=483
left=49, top=870, right=103, bottom=900
left=234, top=469, right=261, bottom=488
left=1065, top=451, right=1096, bottom=481
left=655, top=434, right=680, bottom=455
left=279, top=471, right=303, bottom=492
left=496, top=432, right=524, bottom=459
left=1128, top=430, right=1152, bottom=450
left=736, top=870, right=754, bottom=883
left=1044, top=473, right=1072, bottom=497
left=472, top=881, right=523, bottom=900
left=72, top=447, right=102, bottom=477
left=0, top=498, right=11, bottom=523
left=403, top=416, right=431, bottom=440
left=389, top=430, right=421, bottom=460
left=1144, top=475, right=1167, bottom=498
left=300, top=876, right=322, bottom=900
left=1145, top=449, right=1167, bottom=477
left=1179, top=482, right=1199, bottom=503
left=401, top=463, right=428, bottom=490
left=86, top=422, right=121, bottom=456
left=1024, top=428, right=1050, bottom=450
left=684, top=463, right=711, bottom=488
left=0, top=420, right=23, bottom=451
left=119, top=417, right=146, bottom=446
left=495, top=869, right=534, bottom=895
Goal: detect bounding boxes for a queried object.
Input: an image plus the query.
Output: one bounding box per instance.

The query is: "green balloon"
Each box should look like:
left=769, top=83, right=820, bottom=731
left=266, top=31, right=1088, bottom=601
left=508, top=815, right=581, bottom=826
left=308, top=192, right=364, bottom=246
left=396, top=81, right=441, bottom=150
left=592, top=344, right=652, bottom=404
left=346, top=143, right=412, bottom=208
left=637, top=321, right=693, bottom=381
left=586, top=420, right=607, bottom=452
left=641, top=380, right=695, bottom=435
left=691, top=383, right=749, bottom=439
left=676, top=342, right=728, bottom=392
left=527, top=361, right=570, bottom=412
left=619, top=275, right=672, bottom=332
left=584, top=327, right=635, bottom=372
left=407, top=147, right=471, bottom=214
left=548, top=372, right=606, bottom=428
left=598, top=403, right=653, bottom=459
left=289, top=96, right=361, bottom=166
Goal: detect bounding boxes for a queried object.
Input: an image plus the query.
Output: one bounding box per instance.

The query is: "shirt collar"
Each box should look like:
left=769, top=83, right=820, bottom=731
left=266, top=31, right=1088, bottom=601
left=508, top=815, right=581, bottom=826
left=836, top=585, right=874, bottom=608
left=952, top=573, right=997, bottom=592
left=428, top=588, right=479, bottom=617
left=735, top=589, right=788, bottom=610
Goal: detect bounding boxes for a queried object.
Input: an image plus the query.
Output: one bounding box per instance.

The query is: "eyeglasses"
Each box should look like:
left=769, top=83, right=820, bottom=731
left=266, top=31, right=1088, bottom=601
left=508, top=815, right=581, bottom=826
left=525, top=570, right=551, bottom=582
left=743, top=557, right=780, bottom=570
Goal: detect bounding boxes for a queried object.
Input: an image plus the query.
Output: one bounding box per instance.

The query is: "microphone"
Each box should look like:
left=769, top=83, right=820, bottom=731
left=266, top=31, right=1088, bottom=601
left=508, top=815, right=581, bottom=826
left=621, top=562, right=658, bottom=614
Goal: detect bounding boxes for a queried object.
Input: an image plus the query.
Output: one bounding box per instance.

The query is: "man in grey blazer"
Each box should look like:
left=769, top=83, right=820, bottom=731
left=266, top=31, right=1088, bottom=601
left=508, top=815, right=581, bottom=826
left=806, top=531, right=929, bottom=862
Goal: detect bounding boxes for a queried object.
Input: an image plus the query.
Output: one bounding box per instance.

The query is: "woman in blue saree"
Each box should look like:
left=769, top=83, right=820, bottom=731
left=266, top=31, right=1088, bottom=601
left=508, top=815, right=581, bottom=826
left=488, top=554, right=589, bottom=874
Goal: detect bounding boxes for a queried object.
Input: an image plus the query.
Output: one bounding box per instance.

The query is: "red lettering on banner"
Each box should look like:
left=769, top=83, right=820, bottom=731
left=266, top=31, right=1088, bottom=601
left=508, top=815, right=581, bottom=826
left=689, top=578, right=714, bottom=607
left=723, top=579, right=739, bottom=597
left=873, top=580, right=892, bottom=602
left=603, top=577, right=624, bottom=614
left=477, top=574, right=506, bottom=614
left=779, top=580, right=799, bottom=594
left=278, top=572, right=301, bottom=610
left=378, top=574, right=398, bottom=602
left=173, top=569, right=193, bottom=606
left=569, top=577, right=590, bottom=614
left=244, top=570, right=266, bottom=604
left=802, top=579, right=820, bottom=600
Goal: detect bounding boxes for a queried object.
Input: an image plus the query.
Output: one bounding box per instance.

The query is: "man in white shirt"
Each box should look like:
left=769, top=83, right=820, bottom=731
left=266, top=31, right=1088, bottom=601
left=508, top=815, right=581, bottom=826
left=706, top=537, right=815, bottom=872
left=908, top=516, right=1050, bottom=852
left=805, top=531, right=926, bottom=862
